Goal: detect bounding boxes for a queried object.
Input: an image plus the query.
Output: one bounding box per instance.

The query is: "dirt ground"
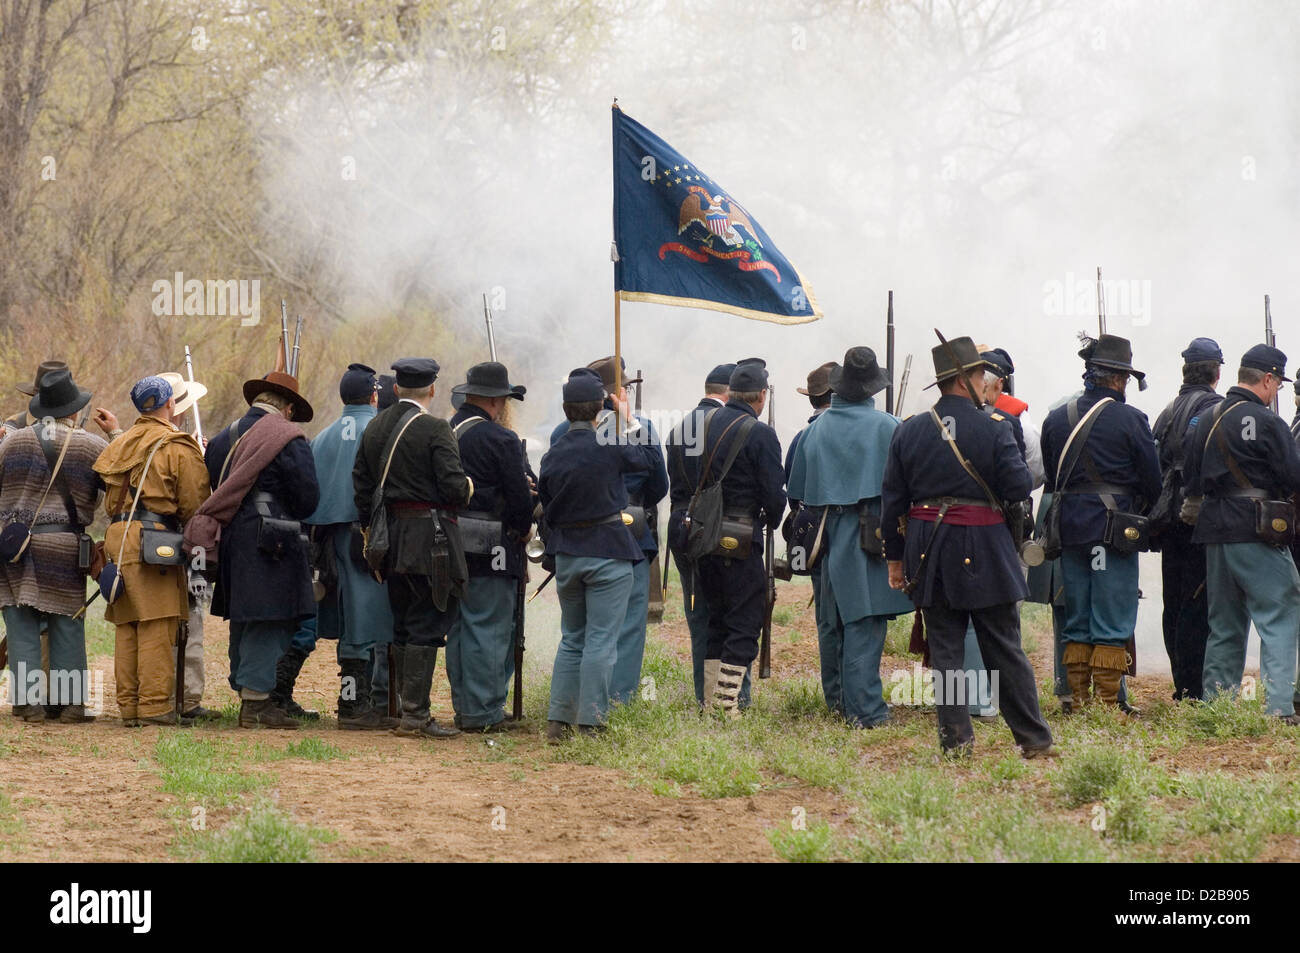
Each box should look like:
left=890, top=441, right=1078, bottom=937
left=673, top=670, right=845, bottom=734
left=0, top=586, right=859, bottom=863
left=0, top=576, right=1220, bottom=862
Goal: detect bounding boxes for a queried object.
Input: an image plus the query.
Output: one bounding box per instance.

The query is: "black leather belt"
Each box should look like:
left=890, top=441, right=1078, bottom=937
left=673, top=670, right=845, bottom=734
left=555, top=513, right=623, bottom=529
left=30, top=523, right=79, bottom=536
left=1219, top=488, right=1271, bottom=500
left=110, top=510, right=179, bottom=530
left=915, top=497, right=992, bottom=509
left=1062, top=482, right=1130, bottom=496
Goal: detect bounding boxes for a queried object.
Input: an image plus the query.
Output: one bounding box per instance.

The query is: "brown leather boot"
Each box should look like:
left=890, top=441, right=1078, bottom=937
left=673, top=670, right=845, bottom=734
left=1062, top=642, right=1093, bottom=710
left=1090, top=644, right=1130, bottom=709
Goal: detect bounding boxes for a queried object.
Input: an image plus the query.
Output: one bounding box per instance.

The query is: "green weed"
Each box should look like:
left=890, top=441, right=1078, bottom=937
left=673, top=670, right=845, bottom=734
left=186, top=800, right=331, bottom=863
left=768, top=820, right=835, bottom=862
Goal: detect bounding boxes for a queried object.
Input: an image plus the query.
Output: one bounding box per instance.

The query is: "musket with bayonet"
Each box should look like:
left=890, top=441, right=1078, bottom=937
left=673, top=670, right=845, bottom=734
left=885, top=290, right=895, bottom=415
left=483, top=293, right=498, bottom=362
left=1097, top=266, right=1106, bottom=336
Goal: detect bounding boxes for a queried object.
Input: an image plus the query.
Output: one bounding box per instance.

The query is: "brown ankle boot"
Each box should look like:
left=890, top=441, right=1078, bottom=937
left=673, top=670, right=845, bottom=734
left=1090, top=644, right=1130, bottom=708
left=1062, top=642, right=1093, bottom=710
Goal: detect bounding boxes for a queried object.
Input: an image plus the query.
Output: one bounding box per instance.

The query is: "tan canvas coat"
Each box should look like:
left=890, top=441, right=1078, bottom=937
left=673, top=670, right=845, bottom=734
left=94, top=415, right=210, bottom=623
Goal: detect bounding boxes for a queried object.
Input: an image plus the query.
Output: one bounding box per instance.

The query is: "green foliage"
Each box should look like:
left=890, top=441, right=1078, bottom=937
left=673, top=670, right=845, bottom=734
left=884, top=613, right=919, bottom=657
left=186, top=801, right=331, bottom=864
left=255, top=737, right=346, bottom=762
left=1185, top=694, right=1274, bottom=739
left=153, top=734, right=274, bottom=805
left=1055, top=745, right=1146, bottom=806
left=768, top=820, right=834, bottom=862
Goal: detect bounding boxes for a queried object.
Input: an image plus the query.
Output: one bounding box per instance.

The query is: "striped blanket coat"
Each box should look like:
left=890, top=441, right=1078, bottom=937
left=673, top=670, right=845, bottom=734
left=0, top=423, right=106, bottom=616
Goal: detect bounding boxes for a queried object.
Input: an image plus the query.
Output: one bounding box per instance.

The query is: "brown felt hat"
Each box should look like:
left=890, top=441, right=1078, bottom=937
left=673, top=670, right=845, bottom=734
left=796, top=361, right=837, bottom=397
left=242, top=371, right=314, bottom=422
left=17, top=360, right=69, bottom=397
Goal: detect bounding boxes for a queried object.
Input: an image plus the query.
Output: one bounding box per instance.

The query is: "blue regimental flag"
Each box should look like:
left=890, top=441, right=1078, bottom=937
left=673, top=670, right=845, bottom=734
left=612, top=106, right=822, bottom=325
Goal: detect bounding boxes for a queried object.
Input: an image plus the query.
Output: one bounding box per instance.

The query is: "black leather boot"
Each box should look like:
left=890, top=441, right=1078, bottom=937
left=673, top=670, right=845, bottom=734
left=392, top=645, right=459, bottom=739
left=271, top=646, right=319, bottom=720
left=337, top=657, right=389, bottom=731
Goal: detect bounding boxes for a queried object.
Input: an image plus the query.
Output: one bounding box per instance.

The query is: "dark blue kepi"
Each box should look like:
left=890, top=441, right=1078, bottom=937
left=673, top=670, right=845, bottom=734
left=612, top=105, right=823, bottom=325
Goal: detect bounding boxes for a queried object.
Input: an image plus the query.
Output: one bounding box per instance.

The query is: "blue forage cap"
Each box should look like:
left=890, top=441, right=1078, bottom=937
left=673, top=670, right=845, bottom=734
left=980, top=347, right=1015, bottom=378
left=1181, top=337, right=1223, bottom=364
left=1240, top=344, right=1292, bottom=381
left=375, top=374, right=397, bottom=410
left=706, top=363, right=737, bottom=386
left=729, top=359, right=769, bottom=392
left=562, top=367, right=605, bottom=402
left=339, top=363, right=377, bottom=403
left=391, top=358, right=440, bottom=388
left=130, top=375, right=173, bottom=413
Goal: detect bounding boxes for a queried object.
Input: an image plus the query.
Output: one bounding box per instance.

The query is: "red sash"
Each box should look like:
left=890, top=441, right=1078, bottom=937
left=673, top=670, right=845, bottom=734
left=908, top=504, right=1004, bottom=526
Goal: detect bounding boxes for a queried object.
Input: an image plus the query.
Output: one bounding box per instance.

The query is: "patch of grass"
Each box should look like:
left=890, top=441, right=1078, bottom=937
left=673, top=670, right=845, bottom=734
left=768, top=820, right=834, bottom=862
left=0, top=790, right=24, bottom=848
left=153, top=734, right=274, bottom=805
left=771, top=605, right=796, bottom=627
left=254, top=737, right=346, bottom=762
left=186, top=800, right=332, bottom=863
left=884, top=613, right=919, bottom=657
left=82, top=599, right=116, bottom=659
left=1185, top=694, right=1274, bottom=739
left=1055, top=745, right=1151, bottom=807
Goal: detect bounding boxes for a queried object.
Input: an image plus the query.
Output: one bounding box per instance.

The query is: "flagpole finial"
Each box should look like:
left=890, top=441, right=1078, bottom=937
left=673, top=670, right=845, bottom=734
left=611, top=97, right=619, bottom=110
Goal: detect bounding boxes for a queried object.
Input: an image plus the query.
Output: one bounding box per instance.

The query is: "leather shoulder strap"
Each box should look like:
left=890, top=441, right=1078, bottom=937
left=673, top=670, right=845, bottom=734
left=25, top=424, right=75, bottom=530
left=453, top=416, right=486, bottom=439
left=1203, top=397, right=1253, bottom=490
left=377, top=405, right=423, bottom=495
left=928, top=409, right=1003, bottom=512
left=1054, top=397, right=1113, bottom=491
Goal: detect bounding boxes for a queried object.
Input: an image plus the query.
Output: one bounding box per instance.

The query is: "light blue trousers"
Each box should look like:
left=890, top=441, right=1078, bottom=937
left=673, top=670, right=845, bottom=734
left=1204, top=542, right=1300, bottom=716
left=2, top=606, right=87, bottom=706
left=819, top=588, right=889, bottom=727
left=1061, top=545, right=1139, bottom=647
left=447, top=574, right=517, bottom=728
left=547, top=554, right=634, bottom=726
left=610, top=558, right=650, bottom=705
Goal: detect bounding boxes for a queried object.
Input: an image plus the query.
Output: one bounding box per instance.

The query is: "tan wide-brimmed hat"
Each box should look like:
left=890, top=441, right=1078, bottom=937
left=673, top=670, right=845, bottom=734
left=159, top=372, right=208, bottom=418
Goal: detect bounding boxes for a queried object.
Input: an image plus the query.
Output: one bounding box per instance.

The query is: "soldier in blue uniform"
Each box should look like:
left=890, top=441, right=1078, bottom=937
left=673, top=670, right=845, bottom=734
left=1182, top=344, right=1300, bottom=722
left=353, top=358, right=473, bottom=740
left=549, top=356, right=667, bottom=707
left=446, top=362, right=534, bottom=732
left=1151, top=338, right=1224, bottom=700
left=299, top=363, right=397, bottom=730
left=540, top=368, right=651, bottom=738
left=881, top=336, right=1052, bottom=756
left=672, top=359, right=786, bottom=716
left=783, top=361, right=837, bottom=711
left=789, top=348, right=912, bottom=726
left=665, top=362, right=741, bottom=706
left=1040, top=335, right=1161, bottom=712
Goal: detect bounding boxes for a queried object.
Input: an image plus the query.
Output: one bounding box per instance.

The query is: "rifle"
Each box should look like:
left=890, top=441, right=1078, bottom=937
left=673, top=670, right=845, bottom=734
left=896, top=354, right=913, bottom=417
left=639, top=368, right=664, bottom=622
left=184, top=345, right=204, bottom=444
left=759, top=384, right=775, bottom=679
left=885, top=290, right=895, bottom=415
left=1267, top=294, right=1278, bottom=413
left=483, top=293, right=498, bottom=362
left=174, top=619, right=188, bottom=717
left=387, top=644, right=398, bottom=719
left=1096, top=266, right=1106, bottom=336
left=512, top=571, right=526, bottom=720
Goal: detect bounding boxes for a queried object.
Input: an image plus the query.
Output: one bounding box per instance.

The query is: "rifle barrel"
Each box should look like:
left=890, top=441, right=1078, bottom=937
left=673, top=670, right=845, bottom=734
left=483, top=293, right=498, bottom=362
left=290, top=315, right=303, bottom=377
left=886, top=290, right=895, bottom=415
left=184, top=345, right=204, bottom=443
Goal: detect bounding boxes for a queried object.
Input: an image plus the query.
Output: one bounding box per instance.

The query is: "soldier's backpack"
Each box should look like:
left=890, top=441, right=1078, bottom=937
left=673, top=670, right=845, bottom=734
left=682, top=409, right=758, bottom=562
